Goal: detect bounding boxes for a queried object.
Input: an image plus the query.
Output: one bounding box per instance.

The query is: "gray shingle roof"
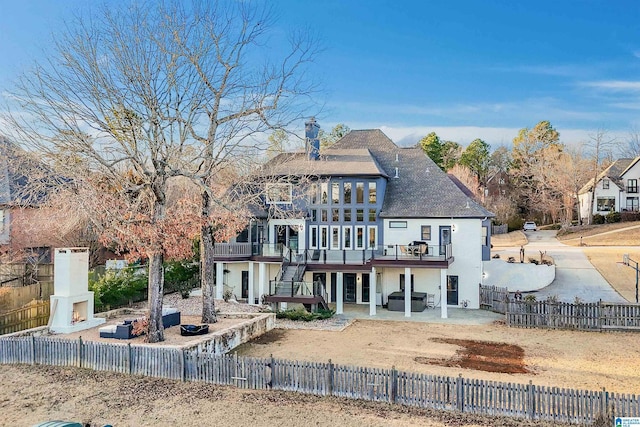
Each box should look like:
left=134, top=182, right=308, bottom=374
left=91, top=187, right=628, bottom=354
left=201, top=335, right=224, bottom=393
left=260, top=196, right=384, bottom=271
left=332, top=130, right=494, bottom=218
left=578, top=157, right=636, bottom=194
left=260, top=149, right=388, bottom=178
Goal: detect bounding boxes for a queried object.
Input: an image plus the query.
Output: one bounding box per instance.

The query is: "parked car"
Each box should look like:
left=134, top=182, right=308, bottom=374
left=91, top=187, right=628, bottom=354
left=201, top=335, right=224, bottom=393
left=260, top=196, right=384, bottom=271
left=523, top=221, right=537, bottom=231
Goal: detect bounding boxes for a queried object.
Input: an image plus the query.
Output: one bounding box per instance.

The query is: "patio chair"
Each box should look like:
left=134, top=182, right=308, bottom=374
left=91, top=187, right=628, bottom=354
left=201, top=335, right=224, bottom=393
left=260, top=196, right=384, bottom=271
left=399, top=245, right=409, bottom=256
left=419, top=244, right=428, bottom=256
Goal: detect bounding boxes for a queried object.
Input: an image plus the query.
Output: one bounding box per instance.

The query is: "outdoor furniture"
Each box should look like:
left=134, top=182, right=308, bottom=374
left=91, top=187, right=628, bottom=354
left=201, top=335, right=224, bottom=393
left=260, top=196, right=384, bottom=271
left=162, top=307, right=181, bottom=328
left=399, top=245, right=409, bottom=256
left=387, top=291, right=428, bottom=312
left=180, top=324, right=209, bottom=336
left=426, top=293, right=435, bottom=308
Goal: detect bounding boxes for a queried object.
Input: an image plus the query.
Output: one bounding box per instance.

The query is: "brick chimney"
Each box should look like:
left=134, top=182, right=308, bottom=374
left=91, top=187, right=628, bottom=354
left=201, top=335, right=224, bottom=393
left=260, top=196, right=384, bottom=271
left=305, top=117, right=320, bottom=161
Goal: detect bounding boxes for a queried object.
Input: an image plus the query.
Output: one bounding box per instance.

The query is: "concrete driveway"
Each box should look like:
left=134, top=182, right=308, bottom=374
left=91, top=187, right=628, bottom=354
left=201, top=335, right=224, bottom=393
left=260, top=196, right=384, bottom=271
left=523, top=230, right=627, bottom=303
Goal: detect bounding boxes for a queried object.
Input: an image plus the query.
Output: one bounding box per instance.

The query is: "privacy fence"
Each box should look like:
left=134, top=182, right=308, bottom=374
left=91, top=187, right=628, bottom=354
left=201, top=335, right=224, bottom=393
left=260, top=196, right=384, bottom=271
left=480, top=285, right=640, bottom=331
left=0, top=300, right=50, bottom=335
left=1, top=335, right=638, bottom=425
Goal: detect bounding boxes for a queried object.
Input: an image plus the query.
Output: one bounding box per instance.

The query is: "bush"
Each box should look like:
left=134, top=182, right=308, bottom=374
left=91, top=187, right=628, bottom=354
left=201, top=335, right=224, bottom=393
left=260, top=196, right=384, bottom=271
left=605, top=211, right=621, bottom=223
left=621, top=211, right=640, bottom=222
left=164, top=260, right=199, bottom=298
left=593, top=214, right=605, bottom=224
left=276, top=307, right=335, bottom=322
left=89, top=266, right=148, bottom=312
left=507, top=217, right=524, bottom=232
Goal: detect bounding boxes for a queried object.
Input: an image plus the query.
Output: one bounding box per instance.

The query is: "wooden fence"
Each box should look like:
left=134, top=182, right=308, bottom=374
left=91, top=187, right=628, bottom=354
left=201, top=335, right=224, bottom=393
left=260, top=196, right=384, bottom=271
left=480, top=285, right=640, bottom=331
left=0, top=263, right=54, bottom=287
left=1, top=335, right=638, bottom=424
left=0, top=300, right=50, bottom=335
left=491, top=224, right=509, bottom=235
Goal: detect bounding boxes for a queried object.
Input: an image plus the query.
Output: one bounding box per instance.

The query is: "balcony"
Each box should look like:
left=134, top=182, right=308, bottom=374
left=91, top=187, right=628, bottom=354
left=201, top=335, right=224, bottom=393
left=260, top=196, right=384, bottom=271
left=212, top=243, right=285, bottom=259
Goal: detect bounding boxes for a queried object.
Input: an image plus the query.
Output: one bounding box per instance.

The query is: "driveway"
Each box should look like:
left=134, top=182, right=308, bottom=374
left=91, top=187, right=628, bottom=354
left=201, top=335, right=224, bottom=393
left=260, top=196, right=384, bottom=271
left=523, top=230, right=627, bottom=303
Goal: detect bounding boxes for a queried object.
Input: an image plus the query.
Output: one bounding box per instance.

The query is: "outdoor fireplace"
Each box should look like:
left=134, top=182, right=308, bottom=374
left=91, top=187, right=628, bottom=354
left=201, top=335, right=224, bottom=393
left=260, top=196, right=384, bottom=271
left=49, top=248, right=105, bottom=333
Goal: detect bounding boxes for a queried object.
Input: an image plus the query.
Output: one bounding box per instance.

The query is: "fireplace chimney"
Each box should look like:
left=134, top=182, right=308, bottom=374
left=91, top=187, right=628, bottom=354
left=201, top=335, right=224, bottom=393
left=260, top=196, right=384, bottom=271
left=305, top=117, right=320, bottom=161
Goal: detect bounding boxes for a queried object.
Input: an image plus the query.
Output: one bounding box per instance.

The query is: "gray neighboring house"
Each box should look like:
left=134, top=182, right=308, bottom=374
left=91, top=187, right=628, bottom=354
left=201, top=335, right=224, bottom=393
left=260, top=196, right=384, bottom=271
left=211, top=122, right=495, bottom=318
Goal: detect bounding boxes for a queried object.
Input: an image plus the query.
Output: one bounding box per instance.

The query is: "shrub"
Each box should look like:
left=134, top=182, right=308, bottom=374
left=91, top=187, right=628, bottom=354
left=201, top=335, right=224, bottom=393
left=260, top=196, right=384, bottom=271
left=89, top=266, right=148, bottom=312
left=164, top=260, right=199, bottom=298
left=523, top=294, right=537, bottom=303
left=507, top=217, right=524, bottom=232
left=593, top=214, right=605, bottom=224
left=276, top=307, right=335, bottom=321
left=621, top=211, right=640, bottom=222
left=605, top=211, right=621, bottom=223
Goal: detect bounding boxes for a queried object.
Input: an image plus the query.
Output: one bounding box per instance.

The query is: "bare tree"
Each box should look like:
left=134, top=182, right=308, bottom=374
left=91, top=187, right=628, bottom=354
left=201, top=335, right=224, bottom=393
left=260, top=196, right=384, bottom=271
left=585, top=129, right=617, bottom=225
left=617, top=128, right=640, bottom=159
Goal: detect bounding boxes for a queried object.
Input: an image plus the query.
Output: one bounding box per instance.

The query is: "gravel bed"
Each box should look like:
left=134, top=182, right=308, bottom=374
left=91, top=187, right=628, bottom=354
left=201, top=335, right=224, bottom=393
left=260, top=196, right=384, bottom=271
left=162, top=293, right=353, bottom=331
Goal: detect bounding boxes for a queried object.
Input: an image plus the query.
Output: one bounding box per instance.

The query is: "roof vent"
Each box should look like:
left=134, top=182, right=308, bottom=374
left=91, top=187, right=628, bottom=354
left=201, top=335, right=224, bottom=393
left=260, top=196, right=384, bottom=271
left=394, top=167, right=399, bottom=178
left=465, top=201, right=470, bottom=209
left=395, top=153, right=399, bottom=162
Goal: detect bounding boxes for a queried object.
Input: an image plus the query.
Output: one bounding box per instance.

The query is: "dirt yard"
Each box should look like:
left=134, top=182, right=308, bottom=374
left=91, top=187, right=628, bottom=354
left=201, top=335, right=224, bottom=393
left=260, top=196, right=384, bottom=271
left=234, top=320, right=640, bottom=394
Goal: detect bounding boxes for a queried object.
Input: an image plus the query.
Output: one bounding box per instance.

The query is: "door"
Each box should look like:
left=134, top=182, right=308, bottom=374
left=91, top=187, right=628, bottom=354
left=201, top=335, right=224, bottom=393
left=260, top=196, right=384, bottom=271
left=330, top=273, right=337, bottom=303
left=439, top=226, right=451, bottom=256
left=241, top=271, right=249, bottom=300
left=344, top=273, right=357, bottom=303
left=447, top=275, right=459, bottom=305
left=313, top=273, right=327, bottom=299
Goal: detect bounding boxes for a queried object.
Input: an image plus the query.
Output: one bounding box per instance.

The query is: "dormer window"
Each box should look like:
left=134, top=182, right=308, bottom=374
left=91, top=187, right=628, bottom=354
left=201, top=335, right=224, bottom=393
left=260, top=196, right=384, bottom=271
left=266, top=183, right=292, bottom=204
left=602, top=179, right=609, bottom=189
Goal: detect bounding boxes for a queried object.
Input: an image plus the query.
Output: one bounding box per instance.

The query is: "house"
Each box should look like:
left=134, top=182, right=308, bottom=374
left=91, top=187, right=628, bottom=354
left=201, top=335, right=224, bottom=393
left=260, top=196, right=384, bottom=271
left=578, top=157, right=640, bottom=222
left=213, top=119, right=494, bottom=318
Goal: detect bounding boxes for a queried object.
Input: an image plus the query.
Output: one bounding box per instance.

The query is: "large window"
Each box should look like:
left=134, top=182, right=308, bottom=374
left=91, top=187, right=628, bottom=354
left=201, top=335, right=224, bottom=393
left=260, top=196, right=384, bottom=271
left=320, top=183, right=328, bottom=204
left=628, top=179, right=638, bottom=193
left=342, top=227, right=352, bottom=249
left=355, top=226, right=365, bottom=250
left=421, top=225, right=431, bottom=240
left=310, top=226, right=318, bottom=249
left=343, top=182, right=352, bottom=204
left=265, top=183, right=292, bottom=204
left=367, top=226, right=377, bottom=249
left=356, top=182, right=364, bottom=204
left=320, top=226, right=328, bottom=249
left=368, top=182, right=377, bottom=203
left=332, top=182, right=340, bottom=204
left=596, top=197, right=616, bottom=212
left=627, top=197, right=639, bottom=212
left=331, top=226, right=340, bottom=250
left=310, top=183, right=317, bottom=204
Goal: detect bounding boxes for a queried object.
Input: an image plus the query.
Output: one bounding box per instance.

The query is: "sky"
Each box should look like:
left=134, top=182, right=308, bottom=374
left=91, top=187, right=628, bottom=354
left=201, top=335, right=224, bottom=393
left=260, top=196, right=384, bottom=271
left=1, top=0, right=640, bottom=148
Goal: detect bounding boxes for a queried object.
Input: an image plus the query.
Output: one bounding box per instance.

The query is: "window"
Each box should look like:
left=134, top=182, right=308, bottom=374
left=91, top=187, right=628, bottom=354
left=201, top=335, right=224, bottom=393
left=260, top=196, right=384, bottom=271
left=343, top=182, right=352, bottom=204
left=628, top=179, right=638, bottom=193
left=311, top=209, right=317, bottom=222
left=399, top=274, right=414, bottom=292
left=356, top=209, right=364, bottom=222
left=389, top=221, right=407, bottom=228
left=344, top=209, right=351, bottom=222
left=332, top=208, right=339, bottom=222
left=355, top=226, right=365, bottom=250
left=332, top=182, right=340, bottom=204
left=367, top=226, right=377, bottom=249
left=368, top=209, right=376, bottom=222
left=321, top=182, right=328, bottom=204
left=368, top=182, right=377, bottom=203
left=596, top=197, right=616, bottom=212
left=356, top=182, right=364, bottom=203
left=343, top=227, right=352, bottom=249
left=310, top=226, right=318, bottom=249
left=602, top=179, right=610, bottom=189
left=265, top=183, right=292, bottom=204
left=627, top=197, right=639, bottom=212
left=421, top=225, right=431, bottom=240
left=320, top=226, right=328, bottom=249
left=331, top=226, right=340, bottom=250
left=482, top=226, right=488, bottom=246
left=310, top=183, right=318, bottom=204
left=321, top=209, right=328, bottom=222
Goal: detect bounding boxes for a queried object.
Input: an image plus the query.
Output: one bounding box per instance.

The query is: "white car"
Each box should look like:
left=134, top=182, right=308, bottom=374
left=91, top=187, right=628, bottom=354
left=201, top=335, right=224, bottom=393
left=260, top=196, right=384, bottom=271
left=523, top=221, right=537, bottom=231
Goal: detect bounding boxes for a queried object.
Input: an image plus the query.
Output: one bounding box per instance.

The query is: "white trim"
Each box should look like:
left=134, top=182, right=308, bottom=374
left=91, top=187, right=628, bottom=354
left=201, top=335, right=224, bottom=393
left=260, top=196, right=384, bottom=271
left=342, top=226, right=352, bottom=250
left=355, top=226, right=365, bottom=250
left=367, top=226, right=378, bottom=249
left=330, top=226, right=340, bottom=250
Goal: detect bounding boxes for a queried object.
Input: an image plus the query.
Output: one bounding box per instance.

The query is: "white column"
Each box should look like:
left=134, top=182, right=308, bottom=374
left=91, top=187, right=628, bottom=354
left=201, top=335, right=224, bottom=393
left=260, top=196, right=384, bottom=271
left=216, top=262, right=224, bottom=299
left=248, top=262, right=255, bottom=305
left=336, top=272, right=344, bottom=314
left=404, top=267, right=411, bottom=317
left=369, top=268, right=377, bottom=316
left=440, top=269, right=448, bottom=319
left=258, top=262, right=266, bottom=305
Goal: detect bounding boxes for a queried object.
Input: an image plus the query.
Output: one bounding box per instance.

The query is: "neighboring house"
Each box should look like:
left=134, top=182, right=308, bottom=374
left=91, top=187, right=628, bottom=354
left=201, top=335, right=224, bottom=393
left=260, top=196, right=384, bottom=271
left=213, top=120, right=494, bottom=318
left=578, top=157, right=640, bottom=222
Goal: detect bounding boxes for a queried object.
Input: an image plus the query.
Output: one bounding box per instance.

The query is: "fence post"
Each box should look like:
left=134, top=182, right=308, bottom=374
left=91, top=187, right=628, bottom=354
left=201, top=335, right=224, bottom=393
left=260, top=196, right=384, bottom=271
left=456, top=373, right=464, bottom=412
left=127, top=343, right=132, bottom=375
left=390, top=366, right=397, bottom=404
left=270, top=354, right=275, bottom=390
left=598, top=300, right=603, bottom=331
left=328, top=359, right=334, bottom=396
left=31, top=335, right=36, bottom=365
left=77, top=336, right=83, bottom=368
left=180, top=348, right=186, bottom=382
left=528, top=380, right=535, bottom=420
left=600, top=387, right=609, bottom=418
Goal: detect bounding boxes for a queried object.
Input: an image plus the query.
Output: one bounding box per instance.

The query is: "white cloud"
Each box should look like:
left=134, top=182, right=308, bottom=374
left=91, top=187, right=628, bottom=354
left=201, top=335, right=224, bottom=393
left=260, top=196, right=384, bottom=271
left=581, top=80, right=640, bottom=91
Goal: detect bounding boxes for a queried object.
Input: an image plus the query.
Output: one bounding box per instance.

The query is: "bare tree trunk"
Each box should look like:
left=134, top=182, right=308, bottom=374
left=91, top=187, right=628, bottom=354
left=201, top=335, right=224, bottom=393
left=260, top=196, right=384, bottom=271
left=201, top=191, right=217, bottom=323
left=147, top=252, right=165, bottom=343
